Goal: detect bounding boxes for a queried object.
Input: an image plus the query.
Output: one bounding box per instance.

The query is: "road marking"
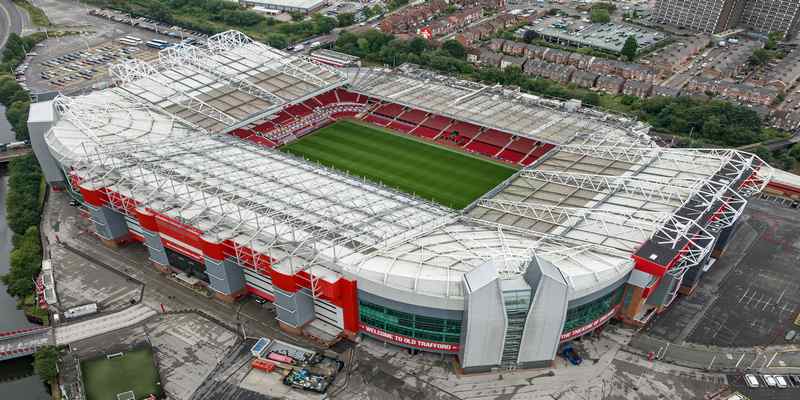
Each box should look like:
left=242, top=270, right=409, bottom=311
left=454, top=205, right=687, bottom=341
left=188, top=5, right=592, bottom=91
left=0, top=1, right=12, bottom=49
left=766, top=352, right=778, bottom=368
left=738, top=287, right=750, bottom=304
left=735, top=353, right=745, bottom=368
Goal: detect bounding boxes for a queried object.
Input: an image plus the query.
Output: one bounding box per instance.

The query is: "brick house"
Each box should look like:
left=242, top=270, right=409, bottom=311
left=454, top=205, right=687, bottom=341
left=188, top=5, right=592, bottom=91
left=571, top=70, right=600, bottom=89
left=596, top=75, right=626, bottom=94
left=622, top=80, right=653, bottom=98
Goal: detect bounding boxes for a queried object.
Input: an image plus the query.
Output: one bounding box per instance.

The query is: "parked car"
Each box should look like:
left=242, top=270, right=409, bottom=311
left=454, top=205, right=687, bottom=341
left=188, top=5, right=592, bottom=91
left=561, top=344, right=583, bottom=366
left=775, top=375, right=789, bottom=388
left=744, top=374, right=759, bottom=388
left=764, top=375, right=777, bottom=387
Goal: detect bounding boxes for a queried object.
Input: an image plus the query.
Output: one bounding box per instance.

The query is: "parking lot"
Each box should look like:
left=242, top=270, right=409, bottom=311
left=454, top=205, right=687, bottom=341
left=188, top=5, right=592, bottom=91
left=20, top=2, right=207, bottom=94
left=647, top=198, right=800, bottom=348
left=729, top=374, right=800, bottom=400
left=35, top=40, right=159, bottom=90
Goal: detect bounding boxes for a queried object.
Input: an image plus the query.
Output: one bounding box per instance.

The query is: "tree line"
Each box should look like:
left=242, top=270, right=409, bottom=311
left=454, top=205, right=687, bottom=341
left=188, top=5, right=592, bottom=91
left=0, top=31, right=46, bottom=327
left=1, top=33, right=47, bottom=141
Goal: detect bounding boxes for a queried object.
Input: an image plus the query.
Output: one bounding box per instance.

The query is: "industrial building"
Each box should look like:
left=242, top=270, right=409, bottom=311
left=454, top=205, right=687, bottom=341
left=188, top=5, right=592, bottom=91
left=28, top=31, right=772, bottom=372
left=239, top=0, right=326, bottom=15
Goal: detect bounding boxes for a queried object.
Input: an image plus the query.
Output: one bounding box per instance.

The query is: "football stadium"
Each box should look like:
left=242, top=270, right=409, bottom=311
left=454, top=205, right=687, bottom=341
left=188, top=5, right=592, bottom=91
left=28, top=31, right=773, bottom=372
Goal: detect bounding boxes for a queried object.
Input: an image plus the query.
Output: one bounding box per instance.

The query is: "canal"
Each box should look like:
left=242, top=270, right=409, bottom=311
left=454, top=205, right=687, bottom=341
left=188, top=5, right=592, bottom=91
left=0, top=104, right=50, bottom=398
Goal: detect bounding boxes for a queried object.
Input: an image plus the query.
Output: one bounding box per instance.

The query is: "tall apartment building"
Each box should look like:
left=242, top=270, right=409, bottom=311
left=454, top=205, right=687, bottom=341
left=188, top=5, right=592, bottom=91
left=739, top=0, right=800, bottom=38
left=653, top=0, right=800, bottom=37
left=652, top=0, right=745, bottom=34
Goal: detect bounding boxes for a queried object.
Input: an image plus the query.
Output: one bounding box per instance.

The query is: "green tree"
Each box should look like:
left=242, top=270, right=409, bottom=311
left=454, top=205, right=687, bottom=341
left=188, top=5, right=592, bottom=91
left=590, top=8, right=610, bottom=23
left=34, top=346, right=59, bottom=384
left=441, top=39, right=466, bottom=59
left=337, top=12, right=355, bottom=27
left=265, top=33, right=288, bottom=49
left=621, top=35, right=638, bottom=61
left=748, top=48, right=772, bottom=66
left=1, top=225, right=41, bottom=298
left=290, top=11, right=305, bottom=21
left=766, top=32, right=783, bottom=50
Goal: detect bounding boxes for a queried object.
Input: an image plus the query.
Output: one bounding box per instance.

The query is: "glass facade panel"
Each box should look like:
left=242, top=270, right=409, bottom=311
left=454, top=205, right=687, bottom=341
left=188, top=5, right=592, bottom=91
left=165, top=248, right=209, bottom=283
left=562, top=288, right=623, bottom=333
left=501, top=289, right=531, bottom=364
left=359, top=300, right=462, bottom=344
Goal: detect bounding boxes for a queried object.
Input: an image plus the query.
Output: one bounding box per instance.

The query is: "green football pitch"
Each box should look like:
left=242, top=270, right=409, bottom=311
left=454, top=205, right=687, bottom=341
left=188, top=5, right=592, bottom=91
left=81, top=347, right=162, bottom=400
left=281, top=120, right=518, bottom=209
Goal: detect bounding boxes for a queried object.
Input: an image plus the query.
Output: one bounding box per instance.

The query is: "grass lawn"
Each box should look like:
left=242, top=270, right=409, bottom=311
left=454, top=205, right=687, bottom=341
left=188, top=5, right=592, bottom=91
left=81, top=347, right=162, bottom=400
left=281, top=120, right=517, bottom=209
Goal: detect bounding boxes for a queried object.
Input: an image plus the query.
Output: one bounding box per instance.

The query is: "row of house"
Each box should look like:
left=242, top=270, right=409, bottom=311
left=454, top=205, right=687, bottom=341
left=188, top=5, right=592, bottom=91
left=487, top=38, right=658, bottom=82
left=747, top=50, right=800, bottom=92
left=683, top=77, right=779, bottom=106
left=454, top=12, right=530, bottom=47
left=477, top=47, right=779, bottom=111
left=379, top=0, right=449, bottom=34
left=477, top=49, right=657, bottom=97
left=380, top=0, right=507, bottom=37
left=419, top=7, right=482, bottom=39
left=641, top=35, right=711, bottom=77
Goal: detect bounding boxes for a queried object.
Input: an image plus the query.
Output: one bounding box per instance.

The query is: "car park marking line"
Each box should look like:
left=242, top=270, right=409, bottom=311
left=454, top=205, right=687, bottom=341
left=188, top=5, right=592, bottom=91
left=738, top=287, right=751, bottom=304
left=767, top=352, right=778, bottom=368
left=735, top=353, right=746, bottom=368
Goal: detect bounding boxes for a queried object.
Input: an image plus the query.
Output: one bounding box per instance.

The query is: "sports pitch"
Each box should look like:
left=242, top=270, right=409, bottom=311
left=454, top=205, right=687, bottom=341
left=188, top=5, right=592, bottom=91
left=81, top=347, right=162, bottom=400
left=281, top=120, right=517, bottom=209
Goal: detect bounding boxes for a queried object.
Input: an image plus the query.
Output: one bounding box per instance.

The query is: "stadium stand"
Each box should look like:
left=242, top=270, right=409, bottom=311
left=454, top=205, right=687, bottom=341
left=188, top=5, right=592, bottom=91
left=230, top=86, right=556, bottom=167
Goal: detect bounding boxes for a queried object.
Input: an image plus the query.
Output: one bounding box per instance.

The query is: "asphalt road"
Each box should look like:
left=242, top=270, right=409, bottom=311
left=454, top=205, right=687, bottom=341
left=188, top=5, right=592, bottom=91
left=0, top=0, right=24, bottom=50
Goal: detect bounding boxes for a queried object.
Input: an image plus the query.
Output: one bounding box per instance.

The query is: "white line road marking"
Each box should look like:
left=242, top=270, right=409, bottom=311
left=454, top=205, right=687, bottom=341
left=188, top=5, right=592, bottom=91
left=777, top=289, right=786, bottom=304
left=738, top=287, right=750, bottom=304
left=735, top=353, right=746, bottom=368
left=766, top=352, right=778, bottom=368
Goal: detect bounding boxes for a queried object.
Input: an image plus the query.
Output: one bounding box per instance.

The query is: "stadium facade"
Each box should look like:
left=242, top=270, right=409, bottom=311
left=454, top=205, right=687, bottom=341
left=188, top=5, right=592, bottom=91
left=28, top=31, right=772, bottom=372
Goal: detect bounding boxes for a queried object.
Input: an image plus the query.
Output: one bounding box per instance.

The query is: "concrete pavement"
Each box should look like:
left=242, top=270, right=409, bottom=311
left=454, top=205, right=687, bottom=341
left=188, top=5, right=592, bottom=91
left=0, top=0, right=24, bottom=50
left=42, top=188, right=318, bottom=350
left=54, top=303, right=156, bottom=344
left=629, top=334, right=800, bottom=374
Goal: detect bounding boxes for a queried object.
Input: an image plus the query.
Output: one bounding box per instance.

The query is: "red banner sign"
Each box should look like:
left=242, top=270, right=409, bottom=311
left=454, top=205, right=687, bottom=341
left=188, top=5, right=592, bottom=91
left=360, top=324, right=459, bottom=353
left=560, top=303, right=621, bottom=342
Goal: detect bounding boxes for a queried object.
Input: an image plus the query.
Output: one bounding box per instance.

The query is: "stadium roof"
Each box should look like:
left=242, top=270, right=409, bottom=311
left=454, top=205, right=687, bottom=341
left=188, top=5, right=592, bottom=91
left=346, top=64, right=651, bottom=146
left=45, top=32, right=774, bottom=306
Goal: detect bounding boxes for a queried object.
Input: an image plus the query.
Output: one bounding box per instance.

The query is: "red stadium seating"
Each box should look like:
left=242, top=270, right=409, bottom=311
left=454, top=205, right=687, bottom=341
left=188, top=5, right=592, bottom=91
left=388, top=120, right=416, bottom=133
left=448, top=121, right=481, bottom=138
left=336, top=89, right=364, bottom=103
left=285, top=103, right=313, bottom=118
left=365, top=114, right=391, bottom=126
left=375, top=103, right=404, bottom=118
left=398, top=109, right=428, bottom=124
left=497, top=149, right=525, bottom=163
left=466, top=141, right=502, bottom=157
left=411, top=126, right=441, bottom=139
left=233, top=92, right=556, bottom=167
left=477, top=129, right=512, bottom=147
left=520, top=144, right=555, bottom=166
left=316, top=91, right=339, bottom=105
left=423, top=115, right=452, bottom=131
left=506, top=137, right=538, bottom=154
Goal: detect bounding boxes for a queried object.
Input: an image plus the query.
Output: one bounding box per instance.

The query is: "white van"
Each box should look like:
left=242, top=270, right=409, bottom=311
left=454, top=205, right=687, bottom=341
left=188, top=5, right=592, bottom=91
left=744, top=374, right=759, bottom=388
